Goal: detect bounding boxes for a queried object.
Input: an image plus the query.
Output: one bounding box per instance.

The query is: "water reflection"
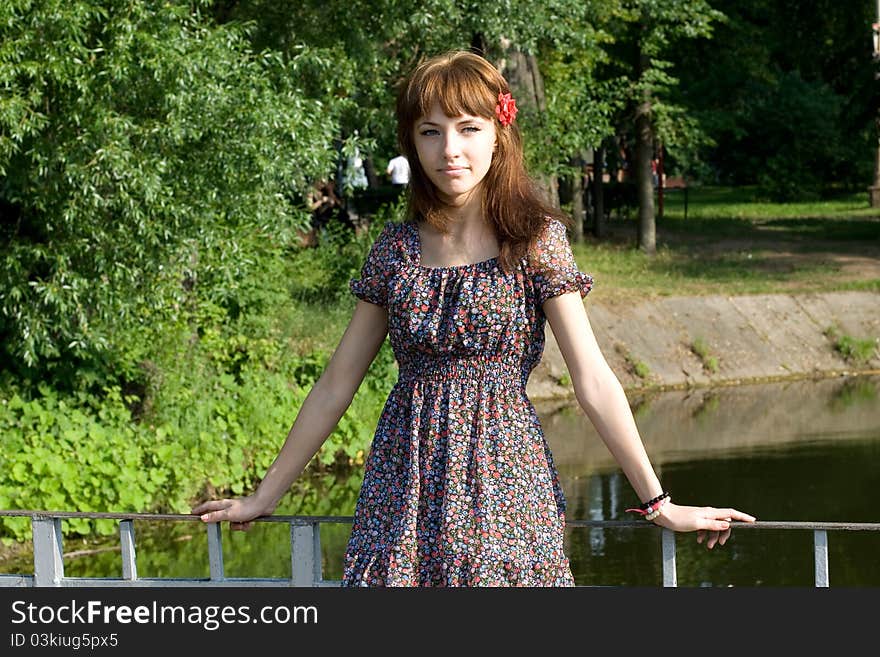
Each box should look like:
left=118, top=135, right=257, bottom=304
left=545, top=374, right=880, bottom=586
left=2, top=375, right=879, bottom=586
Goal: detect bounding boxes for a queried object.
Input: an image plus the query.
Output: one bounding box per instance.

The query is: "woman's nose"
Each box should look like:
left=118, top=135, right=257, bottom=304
left=442, top=132, right=461, bottom=158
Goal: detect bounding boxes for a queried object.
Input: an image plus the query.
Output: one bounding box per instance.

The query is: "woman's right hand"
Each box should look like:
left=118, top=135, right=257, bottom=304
left=191, top=495, right=272, bottom=532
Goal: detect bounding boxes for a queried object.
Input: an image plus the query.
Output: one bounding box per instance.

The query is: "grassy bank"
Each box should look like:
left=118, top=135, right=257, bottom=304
left=575, top=185, right=880, bottom=301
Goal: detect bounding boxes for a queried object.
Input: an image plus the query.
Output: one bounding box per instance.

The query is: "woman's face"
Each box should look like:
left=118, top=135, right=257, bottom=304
left=412, top=103, right=497, bottom=206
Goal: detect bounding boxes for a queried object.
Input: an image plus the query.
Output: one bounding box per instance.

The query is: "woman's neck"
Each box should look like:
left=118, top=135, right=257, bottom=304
left=437, top=188, right=485, bottom=235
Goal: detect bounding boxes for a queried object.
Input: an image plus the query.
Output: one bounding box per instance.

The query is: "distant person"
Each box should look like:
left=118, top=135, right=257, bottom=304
left=344, top=148, right=369, bottom=192
left=386, top=154, right=410, bottom=195
left=193, top=50, right=755, bottom=587
left=300, top=179, right=343, bottom=246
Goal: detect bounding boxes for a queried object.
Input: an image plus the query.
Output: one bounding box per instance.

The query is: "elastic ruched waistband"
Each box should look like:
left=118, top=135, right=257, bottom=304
left=397, top=357, right=527, bottom=389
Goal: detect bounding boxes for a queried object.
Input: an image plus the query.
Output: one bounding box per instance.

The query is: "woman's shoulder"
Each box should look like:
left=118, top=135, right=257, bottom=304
left=378, top=218, right=414, bottom=243
left=538, top=215, right=571, bottom=240
left=369, top=219, right=414, bottom=261
left=527, top=216, right=573, bottom=262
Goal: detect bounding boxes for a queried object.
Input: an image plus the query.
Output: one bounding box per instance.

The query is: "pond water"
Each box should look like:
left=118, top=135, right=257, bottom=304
left=3, top=374, right=879, bottom=586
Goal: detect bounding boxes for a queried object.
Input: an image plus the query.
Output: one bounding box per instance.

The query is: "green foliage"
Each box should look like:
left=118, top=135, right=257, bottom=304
left=827, top=332, right=878, bottom=366
left=752, top=73, right=848, bottom=201
left=0, top=383, right=168, bottom=539
left=823, top=324, right=877, bottom=366
left=0, top=0, right=346, bottom=378
left=672, top=0, right=876, bottom=193
left=691, top=337, right=719, bottom=373
left=288, top=221, right=381, bottom=304
left=0, top=210, right=399, bottom=542
left=615, top=343, right=651, bottom=380
left=597, top=0, right=724, bottom=162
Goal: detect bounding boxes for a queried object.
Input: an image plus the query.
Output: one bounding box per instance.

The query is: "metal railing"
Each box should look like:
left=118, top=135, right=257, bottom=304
left=0, top=510, right=877, bottom=587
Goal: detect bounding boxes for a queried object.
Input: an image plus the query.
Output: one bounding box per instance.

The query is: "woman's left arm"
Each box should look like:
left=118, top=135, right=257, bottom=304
left=543, top=291, right=756, bottom=548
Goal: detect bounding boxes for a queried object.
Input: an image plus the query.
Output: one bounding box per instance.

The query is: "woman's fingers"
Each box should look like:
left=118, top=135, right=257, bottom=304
left=191, top=499, right=232, bottom=520
left=693, top=507, right=751, bottom=548
left=199, top=506, right=233, bottom=524
left=191, top=499, right=244, bottom=524
left=702, top=507, right=757, bottom=530
left=726, top=509, right=757, bottom=523
left=706, top=531, right=720, bottom=549
left=191, top=497, right=263, bottom=529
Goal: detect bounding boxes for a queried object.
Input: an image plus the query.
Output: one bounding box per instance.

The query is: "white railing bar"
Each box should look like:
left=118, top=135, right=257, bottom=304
left=290, top=522, right=321, bottom=586
left=662, top=528, right=677, bottom=587
left=207, top=522, right=225, bottom=581
left=814, top=529, right=830, bottom=587
left=32, top=517, right=64, bottom=587
left=120, top=519, right=137, bottom=581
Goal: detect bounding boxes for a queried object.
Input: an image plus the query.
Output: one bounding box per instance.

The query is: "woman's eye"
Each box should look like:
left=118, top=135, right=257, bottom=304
left=419, top=129, right=439, bottom=136
left=462, top=126, right=480, bottom=133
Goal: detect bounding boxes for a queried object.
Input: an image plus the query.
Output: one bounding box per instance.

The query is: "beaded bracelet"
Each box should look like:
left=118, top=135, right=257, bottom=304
left=644, top=496, right=670, bottom=521
left=639, top=491, right=670, bottom=511
left=625, top=492, right=671, bottom=521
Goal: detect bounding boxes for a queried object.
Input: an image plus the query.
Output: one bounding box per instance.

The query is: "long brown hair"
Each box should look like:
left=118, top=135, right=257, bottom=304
left=396, top=50, right=569, bottom=273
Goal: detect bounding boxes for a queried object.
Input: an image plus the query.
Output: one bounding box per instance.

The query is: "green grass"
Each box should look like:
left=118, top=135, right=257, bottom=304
left=691, top=337, right=719, bottom=373
left=659, top=185, right=878, bottom=219
left=824, top=324, right=878, bottom=366
left=614, top=343, right=651, bottom=379
left=575, top=185, right=880, bottom=299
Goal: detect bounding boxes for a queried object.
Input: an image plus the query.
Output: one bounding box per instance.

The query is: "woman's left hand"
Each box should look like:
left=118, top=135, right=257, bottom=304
left=653, top=503, right=757, bottom=549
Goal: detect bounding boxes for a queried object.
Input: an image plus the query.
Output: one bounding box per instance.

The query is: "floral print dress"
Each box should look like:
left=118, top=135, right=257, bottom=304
left=342, top=217, right=593, bottom=586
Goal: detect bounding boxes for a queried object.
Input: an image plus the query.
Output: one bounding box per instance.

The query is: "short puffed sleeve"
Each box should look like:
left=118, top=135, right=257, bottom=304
left=349, top=221, right=400, bottom=308
left=530, top=218, right=594, bottom=305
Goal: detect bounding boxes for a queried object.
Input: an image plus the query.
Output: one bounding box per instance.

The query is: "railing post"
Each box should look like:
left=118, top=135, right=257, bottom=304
left=661, top=528, right=677, bottom=587
left=120, top=520, right=137, bottom=581
left=32, top=516, right=64, bottom=587
left=207, top=522, right=225, bottom=581
left=291, top=521, right=321, bottom=586
left=814, top=529, right=829, bottom=587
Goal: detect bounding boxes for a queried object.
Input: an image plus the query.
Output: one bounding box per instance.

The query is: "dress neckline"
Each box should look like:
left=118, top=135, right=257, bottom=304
left=406, top=220, right=500, bottom=272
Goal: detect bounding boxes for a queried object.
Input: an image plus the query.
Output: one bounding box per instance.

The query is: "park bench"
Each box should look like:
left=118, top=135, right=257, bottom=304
left=659, top=175, right=689, bottom=220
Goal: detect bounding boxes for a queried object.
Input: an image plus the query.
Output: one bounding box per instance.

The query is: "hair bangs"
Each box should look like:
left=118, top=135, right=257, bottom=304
left=416, top=66, right=495, bottom=121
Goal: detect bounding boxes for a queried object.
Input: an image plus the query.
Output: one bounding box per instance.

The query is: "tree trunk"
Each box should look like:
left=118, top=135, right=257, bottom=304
left=635, top=49, right=656, bottom=254
left=569, top=154, right=585, bottom=243
left=471, top=32, right=487, bottom=58
left=495, top=41, right=558, bottom=208
left=871, top=116, right=880, bottom=207
left=593, top=144, right=606, bottom=239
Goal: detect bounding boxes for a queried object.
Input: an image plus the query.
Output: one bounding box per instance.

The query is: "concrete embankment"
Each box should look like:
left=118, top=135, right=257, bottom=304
left=527, top=290, right=880, bottom=401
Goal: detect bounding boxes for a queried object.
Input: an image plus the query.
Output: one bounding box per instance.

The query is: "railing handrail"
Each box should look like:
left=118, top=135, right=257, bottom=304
left=1, top=510, right=878, bottom=588
left=2, top=510, right=877, bottom=531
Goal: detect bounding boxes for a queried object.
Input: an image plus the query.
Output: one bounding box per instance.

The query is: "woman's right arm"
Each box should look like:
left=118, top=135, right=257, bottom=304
left=191, top=299, right=389, bottom=528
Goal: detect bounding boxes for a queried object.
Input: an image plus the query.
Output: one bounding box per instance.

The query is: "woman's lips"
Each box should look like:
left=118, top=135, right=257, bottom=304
left=440, top=167, right=468, bottom=176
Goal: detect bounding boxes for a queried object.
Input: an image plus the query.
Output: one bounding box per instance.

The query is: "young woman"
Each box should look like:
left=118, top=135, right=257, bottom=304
left=192, top=50, right=755, bottom=586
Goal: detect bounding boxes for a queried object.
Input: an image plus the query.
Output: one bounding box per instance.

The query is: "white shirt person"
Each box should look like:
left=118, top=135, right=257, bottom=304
left=386, top=154, right=410, bottom=185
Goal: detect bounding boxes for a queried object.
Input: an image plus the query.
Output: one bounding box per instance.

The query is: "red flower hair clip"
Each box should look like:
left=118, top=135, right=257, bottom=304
left=495, top=92, right=518, bottom=127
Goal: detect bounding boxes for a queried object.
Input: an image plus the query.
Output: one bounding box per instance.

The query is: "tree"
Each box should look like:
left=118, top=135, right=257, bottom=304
left=220, top=0, right=621, bottom=221
left=0, top=1, right=348, bottom=379
left=598, top=0, right=723, bottom=253
left=672, top=0, right=879, bottom=200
